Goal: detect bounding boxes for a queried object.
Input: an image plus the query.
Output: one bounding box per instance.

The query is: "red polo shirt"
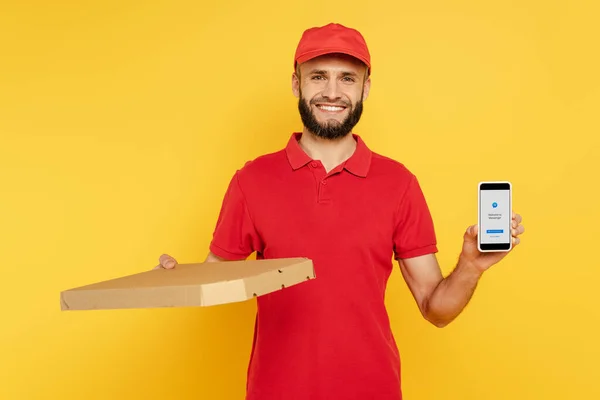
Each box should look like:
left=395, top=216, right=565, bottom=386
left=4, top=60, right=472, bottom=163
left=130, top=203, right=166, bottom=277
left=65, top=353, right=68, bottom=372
left=210, top=132, right=437, bottom=400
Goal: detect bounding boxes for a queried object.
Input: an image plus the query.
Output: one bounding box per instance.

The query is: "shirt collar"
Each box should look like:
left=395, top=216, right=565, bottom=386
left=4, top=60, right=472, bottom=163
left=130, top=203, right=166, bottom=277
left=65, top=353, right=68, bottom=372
left=285, top=132, right=372, bottom=177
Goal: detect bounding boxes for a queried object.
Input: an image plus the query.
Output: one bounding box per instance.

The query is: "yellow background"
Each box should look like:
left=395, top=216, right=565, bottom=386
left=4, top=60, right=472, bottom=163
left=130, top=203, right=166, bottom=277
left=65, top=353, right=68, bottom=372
left=1, top=0, right=599, bottom=399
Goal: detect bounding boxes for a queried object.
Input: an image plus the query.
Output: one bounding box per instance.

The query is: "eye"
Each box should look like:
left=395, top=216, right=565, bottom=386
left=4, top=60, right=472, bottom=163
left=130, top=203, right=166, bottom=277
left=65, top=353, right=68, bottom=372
left=311, top=75, right=325, bottom=80
left=342, top=76, right=356, bottom=83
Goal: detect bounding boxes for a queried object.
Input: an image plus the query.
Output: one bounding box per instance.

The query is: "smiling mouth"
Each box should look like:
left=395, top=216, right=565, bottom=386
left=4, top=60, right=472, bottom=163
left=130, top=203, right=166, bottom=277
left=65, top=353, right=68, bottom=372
left=315, top=104, right=347, bottom=113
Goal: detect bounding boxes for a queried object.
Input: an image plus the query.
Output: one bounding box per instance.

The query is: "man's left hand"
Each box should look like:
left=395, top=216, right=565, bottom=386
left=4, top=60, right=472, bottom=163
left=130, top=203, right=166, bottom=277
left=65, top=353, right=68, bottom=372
left=460, top=212, right=524, bottom=273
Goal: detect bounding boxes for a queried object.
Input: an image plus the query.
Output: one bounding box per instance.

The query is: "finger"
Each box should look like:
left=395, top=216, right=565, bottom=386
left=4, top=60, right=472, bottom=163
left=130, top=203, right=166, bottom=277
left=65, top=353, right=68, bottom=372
left=511, top=225, right=525, bottom=236
left=158, top=254, right=171, bottom=265
left=512, top=236, right=521, bottom=246
left=512, top=213, right=522, bottom=227
left=159, top=254, right=177, bottom=269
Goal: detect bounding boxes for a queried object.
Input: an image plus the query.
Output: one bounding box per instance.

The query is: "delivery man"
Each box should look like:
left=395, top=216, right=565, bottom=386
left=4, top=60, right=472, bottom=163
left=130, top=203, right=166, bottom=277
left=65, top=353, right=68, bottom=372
left=156, top=23, right=525, bottom=400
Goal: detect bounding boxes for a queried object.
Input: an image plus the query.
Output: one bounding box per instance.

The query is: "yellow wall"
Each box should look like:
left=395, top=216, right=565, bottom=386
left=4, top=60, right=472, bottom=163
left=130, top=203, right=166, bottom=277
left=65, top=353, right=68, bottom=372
left=1, top=1, right=599, bottom=399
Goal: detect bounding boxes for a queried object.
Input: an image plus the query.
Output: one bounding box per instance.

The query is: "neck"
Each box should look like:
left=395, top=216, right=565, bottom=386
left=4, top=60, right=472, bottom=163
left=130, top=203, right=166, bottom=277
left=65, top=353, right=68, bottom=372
left=298, top=129, right=357, bottom=173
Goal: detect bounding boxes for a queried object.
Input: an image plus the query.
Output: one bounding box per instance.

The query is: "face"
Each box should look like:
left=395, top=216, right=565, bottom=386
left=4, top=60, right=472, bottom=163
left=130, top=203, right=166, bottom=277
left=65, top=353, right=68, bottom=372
left=292, top=53, right=371, bottom=140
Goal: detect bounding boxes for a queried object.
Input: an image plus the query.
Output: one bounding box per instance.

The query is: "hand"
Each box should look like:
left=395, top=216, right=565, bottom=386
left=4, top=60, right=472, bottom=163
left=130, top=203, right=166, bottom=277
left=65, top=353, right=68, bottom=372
left=460, top=212, right=524, bottom=273
left=153, top=254, right=178, bottom=270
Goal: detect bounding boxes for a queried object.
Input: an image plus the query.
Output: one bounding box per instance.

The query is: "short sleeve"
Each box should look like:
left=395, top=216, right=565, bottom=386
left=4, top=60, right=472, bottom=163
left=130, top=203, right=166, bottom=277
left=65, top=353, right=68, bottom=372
left=209, top=171, right=263, bottom=260
left=393, top=174, right=438, bottom=260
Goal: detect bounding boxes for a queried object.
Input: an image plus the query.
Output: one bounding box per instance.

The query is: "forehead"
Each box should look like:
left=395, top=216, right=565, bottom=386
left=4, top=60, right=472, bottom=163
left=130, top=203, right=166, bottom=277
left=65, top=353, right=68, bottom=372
left=299, top=53, right=367, bottom=74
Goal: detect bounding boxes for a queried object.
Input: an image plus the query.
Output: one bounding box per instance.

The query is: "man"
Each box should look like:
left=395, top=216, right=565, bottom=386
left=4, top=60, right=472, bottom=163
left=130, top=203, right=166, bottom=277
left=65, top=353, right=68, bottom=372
left=157, top=23, right=524, bottom=400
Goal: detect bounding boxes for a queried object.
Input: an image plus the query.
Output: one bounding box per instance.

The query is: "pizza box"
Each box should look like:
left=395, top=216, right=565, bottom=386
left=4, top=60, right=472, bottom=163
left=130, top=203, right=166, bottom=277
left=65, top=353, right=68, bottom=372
left=60, top=257, right=315, bottom=310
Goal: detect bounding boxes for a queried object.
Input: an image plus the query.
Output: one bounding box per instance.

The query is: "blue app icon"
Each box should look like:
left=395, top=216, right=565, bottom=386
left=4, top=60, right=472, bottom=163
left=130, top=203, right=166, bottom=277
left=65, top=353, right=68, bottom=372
left=492, top=202, right=498, bottom=208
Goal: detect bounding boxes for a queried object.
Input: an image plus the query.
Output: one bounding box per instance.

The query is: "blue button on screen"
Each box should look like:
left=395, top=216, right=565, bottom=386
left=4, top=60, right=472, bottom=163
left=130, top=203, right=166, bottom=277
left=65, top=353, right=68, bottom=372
left=486, top=229, right=504, bottom=234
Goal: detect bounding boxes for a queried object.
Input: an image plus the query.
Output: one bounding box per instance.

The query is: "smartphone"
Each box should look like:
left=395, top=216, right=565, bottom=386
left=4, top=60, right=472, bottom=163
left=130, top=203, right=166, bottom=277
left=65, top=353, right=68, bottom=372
left=478, top=181, right=512, bottom=252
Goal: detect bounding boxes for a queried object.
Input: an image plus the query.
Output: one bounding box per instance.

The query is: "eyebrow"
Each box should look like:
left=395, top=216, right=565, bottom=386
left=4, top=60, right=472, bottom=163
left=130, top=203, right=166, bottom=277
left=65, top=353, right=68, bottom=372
left=307, top=69, right=360, bottom=77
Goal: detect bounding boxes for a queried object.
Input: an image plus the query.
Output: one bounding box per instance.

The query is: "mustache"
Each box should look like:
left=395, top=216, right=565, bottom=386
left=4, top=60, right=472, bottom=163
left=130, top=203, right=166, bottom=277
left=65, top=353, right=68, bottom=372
left=309, top=98, right=351, bottom=107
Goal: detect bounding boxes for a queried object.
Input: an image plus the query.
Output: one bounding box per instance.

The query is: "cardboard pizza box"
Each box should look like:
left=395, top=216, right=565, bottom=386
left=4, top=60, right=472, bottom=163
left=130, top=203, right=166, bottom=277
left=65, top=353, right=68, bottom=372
left=60, top=257, right=315, bottom=310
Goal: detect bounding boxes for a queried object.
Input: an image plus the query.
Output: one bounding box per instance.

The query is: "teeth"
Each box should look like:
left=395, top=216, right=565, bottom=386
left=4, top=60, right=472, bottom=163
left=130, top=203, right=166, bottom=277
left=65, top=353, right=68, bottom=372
left=319, top=105, right=345, bottom=112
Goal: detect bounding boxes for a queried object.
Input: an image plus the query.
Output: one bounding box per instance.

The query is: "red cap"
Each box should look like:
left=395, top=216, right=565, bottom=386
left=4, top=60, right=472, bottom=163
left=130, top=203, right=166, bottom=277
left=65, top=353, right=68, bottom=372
left=294, top=23, right=371, bottom=74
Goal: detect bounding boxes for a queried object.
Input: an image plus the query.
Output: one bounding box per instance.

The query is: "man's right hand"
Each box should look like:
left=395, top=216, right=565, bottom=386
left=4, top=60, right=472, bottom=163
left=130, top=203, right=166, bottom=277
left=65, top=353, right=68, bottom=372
left=153, top=254, right=178, bottom=270
left=152, top=251, right=228, bottom=270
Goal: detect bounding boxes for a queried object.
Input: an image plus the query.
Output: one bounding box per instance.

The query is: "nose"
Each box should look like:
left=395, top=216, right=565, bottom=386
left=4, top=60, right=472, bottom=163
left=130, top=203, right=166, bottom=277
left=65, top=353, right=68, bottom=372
left=322, top=78, right=341, bottom=101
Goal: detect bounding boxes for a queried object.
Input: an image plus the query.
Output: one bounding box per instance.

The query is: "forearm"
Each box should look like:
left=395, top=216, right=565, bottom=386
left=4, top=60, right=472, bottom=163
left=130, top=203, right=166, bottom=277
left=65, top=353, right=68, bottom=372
left=424, top=258, right=483, bottom=327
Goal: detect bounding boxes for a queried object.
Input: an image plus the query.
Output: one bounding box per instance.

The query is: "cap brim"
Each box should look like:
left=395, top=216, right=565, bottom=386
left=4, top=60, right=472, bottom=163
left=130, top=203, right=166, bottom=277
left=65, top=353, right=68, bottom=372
left=295, top=48, right=371, bottom=73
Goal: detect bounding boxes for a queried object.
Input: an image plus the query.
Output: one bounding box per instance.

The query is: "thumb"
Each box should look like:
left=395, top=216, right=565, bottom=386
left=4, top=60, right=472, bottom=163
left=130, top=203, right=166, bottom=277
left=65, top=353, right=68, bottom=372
left=153, top=259, right=176, bottom=270
left=157, top=254, right=178, bottom=270
left=464, top=224, right=478, bottom=240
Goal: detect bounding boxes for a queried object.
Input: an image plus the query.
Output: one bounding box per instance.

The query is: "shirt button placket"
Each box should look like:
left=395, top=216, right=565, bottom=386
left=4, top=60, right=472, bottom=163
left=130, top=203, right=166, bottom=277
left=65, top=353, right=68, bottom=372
left=309, top=161, right=329, bottom=204
left=318, top=176, right=331, bottom=204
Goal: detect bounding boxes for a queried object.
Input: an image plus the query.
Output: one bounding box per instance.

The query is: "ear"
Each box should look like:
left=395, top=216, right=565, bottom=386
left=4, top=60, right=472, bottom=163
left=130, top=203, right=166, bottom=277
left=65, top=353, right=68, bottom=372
left=291, top=72, right=300, bottom=98
left=362, top=76, right=371, bottom=101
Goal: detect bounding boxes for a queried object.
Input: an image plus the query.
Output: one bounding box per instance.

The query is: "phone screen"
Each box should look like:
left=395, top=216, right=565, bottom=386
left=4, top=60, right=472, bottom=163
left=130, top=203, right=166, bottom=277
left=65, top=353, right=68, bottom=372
left=479, top=182, right=511, bottom=251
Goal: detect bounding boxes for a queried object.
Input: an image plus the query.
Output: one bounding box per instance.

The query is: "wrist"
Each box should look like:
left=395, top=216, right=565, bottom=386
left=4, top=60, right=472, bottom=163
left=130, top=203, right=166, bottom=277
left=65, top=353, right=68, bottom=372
left=457, top=255, right=485, bottom=279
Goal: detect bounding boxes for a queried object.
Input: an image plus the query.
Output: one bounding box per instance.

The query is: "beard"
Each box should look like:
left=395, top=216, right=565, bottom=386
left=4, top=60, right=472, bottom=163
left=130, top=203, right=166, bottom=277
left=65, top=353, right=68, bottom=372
left=298, top=90, right=364, bottom=140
